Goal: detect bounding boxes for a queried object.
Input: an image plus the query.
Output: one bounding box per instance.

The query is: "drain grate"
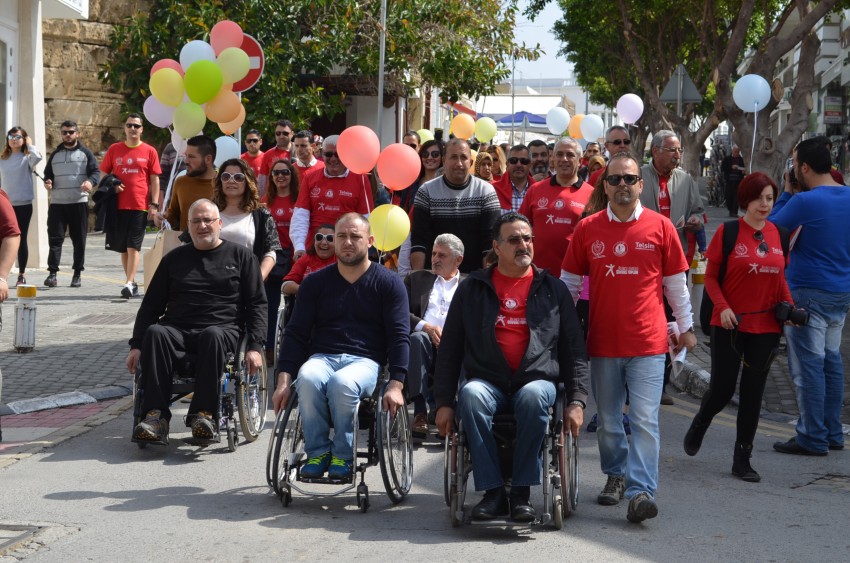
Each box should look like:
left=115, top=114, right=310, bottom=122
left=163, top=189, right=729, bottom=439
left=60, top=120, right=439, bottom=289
left=71, top=313, right=137, bottom=326
left=0, top=525, right=39, bottom=555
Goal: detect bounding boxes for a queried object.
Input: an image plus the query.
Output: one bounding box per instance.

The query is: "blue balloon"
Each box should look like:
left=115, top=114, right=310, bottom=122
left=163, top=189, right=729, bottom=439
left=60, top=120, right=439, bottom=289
left=733, top=74, right=772, bottom=112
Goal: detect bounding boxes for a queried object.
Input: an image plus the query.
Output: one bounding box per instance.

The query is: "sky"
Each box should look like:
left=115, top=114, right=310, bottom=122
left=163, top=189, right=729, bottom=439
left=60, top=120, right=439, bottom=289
left=512, top=1, right=571, bottom=81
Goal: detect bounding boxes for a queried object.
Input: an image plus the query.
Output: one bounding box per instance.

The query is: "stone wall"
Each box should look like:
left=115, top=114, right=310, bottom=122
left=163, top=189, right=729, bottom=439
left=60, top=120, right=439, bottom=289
left=42, top=0, right=152, bottom=155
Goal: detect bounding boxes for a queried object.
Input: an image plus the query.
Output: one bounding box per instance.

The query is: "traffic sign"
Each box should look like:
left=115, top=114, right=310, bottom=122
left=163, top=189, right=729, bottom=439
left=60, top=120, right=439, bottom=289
left=233, top=34, right=264, bottom=93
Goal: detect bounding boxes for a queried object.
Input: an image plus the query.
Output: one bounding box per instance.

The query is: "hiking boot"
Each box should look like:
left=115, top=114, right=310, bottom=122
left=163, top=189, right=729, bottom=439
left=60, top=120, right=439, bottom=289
left=133, top=410, right=169, bottom=445
left=328, top=456, right=354, bottom=481
left=44, top=273, right=58, bottom=287
left=597, top=475, right=625, bottom=506
left=191, top=411, right=215, bottom=440
left=70, top=274, right=81, bottom=288
left=732, top=442, right=761, bottom=482
left=301, top=452, right=331, bottom=479
left=627, top=491, right=658, bottom=523
left=412, top=412, right=429, bottom=439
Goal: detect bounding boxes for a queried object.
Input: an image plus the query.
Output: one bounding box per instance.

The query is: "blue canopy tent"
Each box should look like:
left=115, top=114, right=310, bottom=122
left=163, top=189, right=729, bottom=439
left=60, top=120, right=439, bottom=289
left=493, top=111, right=549, bottom=142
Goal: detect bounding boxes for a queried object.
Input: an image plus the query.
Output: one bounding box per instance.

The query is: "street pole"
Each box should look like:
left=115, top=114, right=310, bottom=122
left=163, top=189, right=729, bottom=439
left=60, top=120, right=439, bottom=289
left=676, top=65, right=683, bottom=117
left=511, top=56, right=516, bottom=144
left=376, top=0, right=387, bottom=145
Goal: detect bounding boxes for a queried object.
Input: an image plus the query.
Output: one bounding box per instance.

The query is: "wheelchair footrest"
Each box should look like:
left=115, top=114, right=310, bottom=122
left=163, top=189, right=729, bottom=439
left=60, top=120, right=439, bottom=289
left=131, top=435, right=169, bottom=447
left=299, top=475, right=353, bottom=485
left=183, top=435, right=222, bottom=447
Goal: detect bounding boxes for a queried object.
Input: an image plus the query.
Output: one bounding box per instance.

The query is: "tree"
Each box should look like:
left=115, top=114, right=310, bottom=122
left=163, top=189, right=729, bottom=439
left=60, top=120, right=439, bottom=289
left=99, top=0, right=540, bottom=145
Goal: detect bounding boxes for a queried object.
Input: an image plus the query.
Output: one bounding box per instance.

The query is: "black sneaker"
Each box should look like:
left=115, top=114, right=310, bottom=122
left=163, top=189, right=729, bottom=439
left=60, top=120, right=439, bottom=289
left=70, top=274, right=81, bottom=288
left=44, top=273, right=58, bottom=287
left=626, top=492, right=658, bottom=523
left=133, top=409, right=169, bottom=445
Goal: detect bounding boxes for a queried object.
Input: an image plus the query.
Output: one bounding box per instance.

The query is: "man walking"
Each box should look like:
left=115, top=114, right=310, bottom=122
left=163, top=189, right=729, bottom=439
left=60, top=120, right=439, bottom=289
left=163, top=135, right=216, bottom=231
left=258, top=119, right=294, bottom=195
left=240, top=128, right=264, bottom=178
left=42, top=120, right=100, bottom=288
left=722, top=145, right=745, bottom=216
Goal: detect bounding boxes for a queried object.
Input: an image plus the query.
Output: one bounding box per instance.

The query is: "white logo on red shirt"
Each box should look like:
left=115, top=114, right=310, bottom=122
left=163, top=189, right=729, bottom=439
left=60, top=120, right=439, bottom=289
left=504, top=298, right=518, bottom=310
left=735, top=243, right=748, bottom=256
left=546, top=214, right=555, bottom=224
left=339, top=190, right=353, bottom=197
left=325, top=190, right=334, bottom=198
left=127, top=157, right=134, bottom=165
left=570, top=200, right=585, bottom=209
left=756, top=246, right=767, bottom=258
left=592, top=240, right=605, bottom=258
left=318, top=203, right=325, bottom=211
left=605, top=264, right=616, bottom=277
left=115, top=157, right=124, bottom=166
left=554, top=200, right=565, bottom=210
left=311, top=188, right=321, bottom=197
left=635, top=241, right=656, bottom=251
left=496, top=315, right=507, bottom=326
left=748, top=263, right=759, bottom=274
left=614, top=241, right=627, bottom=257
left=275, top=208, right=284, bottom=216
left=537, top=197, right=549, bottom=207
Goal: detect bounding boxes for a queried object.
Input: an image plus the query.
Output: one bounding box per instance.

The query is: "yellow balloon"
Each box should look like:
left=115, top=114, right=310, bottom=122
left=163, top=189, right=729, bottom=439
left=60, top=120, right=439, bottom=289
left=369, top=204, right=410, bottom=251
left=216, top=47, right=251, bottom=84
left=450, top=114, right=475, bottom=139
left=149, top=68, right=185, bottom=107
left=474, top=117, right=497, bottom=142
left=568, top=114, right=585, bottom=139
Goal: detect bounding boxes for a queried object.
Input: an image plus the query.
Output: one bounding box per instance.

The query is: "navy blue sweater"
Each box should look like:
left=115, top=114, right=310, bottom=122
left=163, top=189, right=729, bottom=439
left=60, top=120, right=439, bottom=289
left=277, top=262, right=410, bottom=382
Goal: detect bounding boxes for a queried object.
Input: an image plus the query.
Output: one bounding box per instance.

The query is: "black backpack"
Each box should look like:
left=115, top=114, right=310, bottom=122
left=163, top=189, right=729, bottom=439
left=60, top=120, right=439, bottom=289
left=699, top=220, right=791, bottom=335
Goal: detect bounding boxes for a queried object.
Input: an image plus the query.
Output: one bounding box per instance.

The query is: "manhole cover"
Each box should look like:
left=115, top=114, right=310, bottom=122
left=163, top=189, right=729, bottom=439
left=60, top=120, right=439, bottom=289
left=0, top=525, right=38, bottom=554
left=72, top=313, right=136, bottom=326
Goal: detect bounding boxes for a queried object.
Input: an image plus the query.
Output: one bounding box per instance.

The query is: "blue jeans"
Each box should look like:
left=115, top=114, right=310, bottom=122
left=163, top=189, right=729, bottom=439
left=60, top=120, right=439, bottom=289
left=591, top=355, right=665, bottom=500
left=785, top=287, right=850, bottom=452
left=458, top=378, right=556, bottom=491
left=294, top=354, right=379, bottom=460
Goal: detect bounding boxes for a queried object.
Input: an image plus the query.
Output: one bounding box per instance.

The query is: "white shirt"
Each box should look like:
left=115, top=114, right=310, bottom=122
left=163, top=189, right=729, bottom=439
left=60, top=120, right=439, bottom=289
left=415, top=271, right=461, bottom=331
left=220, top=211, right=275, bottom=262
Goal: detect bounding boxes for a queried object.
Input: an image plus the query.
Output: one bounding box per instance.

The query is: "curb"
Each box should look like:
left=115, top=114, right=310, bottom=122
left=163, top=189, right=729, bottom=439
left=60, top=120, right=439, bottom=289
left=670, top=360, right=710, bottom=399
left=0, top=385, right=132, bottom=417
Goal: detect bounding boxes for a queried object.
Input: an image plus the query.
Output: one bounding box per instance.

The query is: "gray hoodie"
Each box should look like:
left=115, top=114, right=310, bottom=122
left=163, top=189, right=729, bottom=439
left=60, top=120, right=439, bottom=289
left=0, top=146, right=42, bottom=205
left=43, top=142, right=101, bottom=205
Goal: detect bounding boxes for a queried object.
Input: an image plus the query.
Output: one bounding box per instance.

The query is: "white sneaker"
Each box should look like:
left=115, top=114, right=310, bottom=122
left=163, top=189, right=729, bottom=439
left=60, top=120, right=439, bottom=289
left=121, top=281, right=137, bottom=299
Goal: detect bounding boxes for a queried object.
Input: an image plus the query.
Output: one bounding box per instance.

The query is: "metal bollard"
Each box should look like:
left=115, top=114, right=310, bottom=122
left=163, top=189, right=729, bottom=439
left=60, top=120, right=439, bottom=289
left=690, top=258, right=706, bottom=330
left=14, top=284, right=37, bottom=352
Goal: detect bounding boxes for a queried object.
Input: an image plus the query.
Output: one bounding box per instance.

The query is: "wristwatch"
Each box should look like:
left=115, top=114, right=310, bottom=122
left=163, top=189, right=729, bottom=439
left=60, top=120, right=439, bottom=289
left=568, top=399, right=586, bottom=409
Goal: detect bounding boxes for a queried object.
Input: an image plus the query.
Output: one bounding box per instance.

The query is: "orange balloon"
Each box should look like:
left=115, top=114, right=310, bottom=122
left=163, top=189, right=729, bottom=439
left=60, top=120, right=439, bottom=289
left=568, top=114, right=584, bottom=139
left=218, top=104, right=246, bottom=135
left=450, top=114, right=475, bottom=139
left=205, top=87, right=241, bottom=123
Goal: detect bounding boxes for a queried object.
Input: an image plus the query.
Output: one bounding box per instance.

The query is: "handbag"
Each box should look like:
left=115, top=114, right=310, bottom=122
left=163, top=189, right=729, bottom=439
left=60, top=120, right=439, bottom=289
left=143, top=228, right=183, bottom=289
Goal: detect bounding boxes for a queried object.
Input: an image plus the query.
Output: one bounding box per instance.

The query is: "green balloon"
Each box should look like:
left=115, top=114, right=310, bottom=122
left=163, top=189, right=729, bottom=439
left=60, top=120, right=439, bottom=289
left=184, top=60, right=223, bottom=104
left=173, top=101, right=206, bottom=139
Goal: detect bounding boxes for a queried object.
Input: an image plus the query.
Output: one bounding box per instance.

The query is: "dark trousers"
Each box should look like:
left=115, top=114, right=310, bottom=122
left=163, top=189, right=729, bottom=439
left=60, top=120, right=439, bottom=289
left=12, top=204, right=32, bottom=271
left=697, top=327, right=780, bottom=443
left=406, top=331, right=436, bottom=414
left=726, top=179, right=741, bottom=215
left=264, top=274, right=283, bottom=350
left=140, top=324, right=240, bottom=422
left=47, top=202, right=89, bottom=273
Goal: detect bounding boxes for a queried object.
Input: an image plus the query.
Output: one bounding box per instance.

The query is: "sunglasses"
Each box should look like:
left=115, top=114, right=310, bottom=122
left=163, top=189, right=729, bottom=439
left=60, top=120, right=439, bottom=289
left=405, top=143, right=418, bottom=149
left=125, top=123, right=142, bottom=129
left=275, top=131, right=291, bottom=137
left=753, top=230, right=769, bottom=254
left=272, top=168, right=292, bottom=177
left=7, top=134, right=22, bottom=141
left=323, top=151, right=339, bottom=159
left=245, top=138, right=260, bottom=144
left=508, top=157, right=531, bottom=165
left=220, top=172, right=246, bottom=182
left=659, top=146, right=684, bottom=154
left=605, top=174, right=641, bottom=186
left=422, top=150, right=441, bottom=158
left=189, top=217, right=219, bottom=226
left=315, top=233, right=334, bottom=243
left=501, top=234, right=534, bottom=245
left=61, top=130, right=77, bottom=136
left=608, top=139, right=631, bottom=146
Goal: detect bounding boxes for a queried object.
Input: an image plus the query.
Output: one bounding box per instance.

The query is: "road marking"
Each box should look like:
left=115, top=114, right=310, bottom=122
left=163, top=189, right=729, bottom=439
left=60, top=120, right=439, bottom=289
left=664, top=401, right=796, bottom=439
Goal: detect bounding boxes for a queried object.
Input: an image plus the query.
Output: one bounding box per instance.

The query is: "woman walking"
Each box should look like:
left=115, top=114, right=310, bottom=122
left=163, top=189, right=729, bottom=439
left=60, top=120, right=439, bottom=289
left=0, top=127, right=42, bottom=285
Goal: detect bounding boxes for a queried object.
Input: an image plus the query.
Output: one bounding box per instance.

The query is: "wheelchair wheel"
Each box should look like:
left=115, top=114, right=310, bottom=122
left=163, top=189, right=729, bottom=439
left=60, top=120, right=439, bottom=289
left=272, top=301, right=287, bottom=374
left=132, top=371, right=146, bottom=449
left=266, top=408, right=286, bottom=490
left=566, top=431, right=579, bottom=512
left=552, top=495, right=564, bottom=530
left=237, top=345, right=268, bottom=442
left=442, top=433, right=452, bottom=507
left=377, top=391, right=413, bottom=504
left=271, top=391, right=303, bottom=502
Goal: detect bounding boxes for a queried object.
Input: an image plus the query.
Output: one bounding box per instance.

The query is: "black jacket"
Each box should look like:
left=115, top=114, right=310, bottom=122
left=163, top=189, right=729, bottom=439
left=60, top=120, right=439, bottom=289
left=92, top=174, right=123, bottom=252
left=433, top=265, right=589, bottom=409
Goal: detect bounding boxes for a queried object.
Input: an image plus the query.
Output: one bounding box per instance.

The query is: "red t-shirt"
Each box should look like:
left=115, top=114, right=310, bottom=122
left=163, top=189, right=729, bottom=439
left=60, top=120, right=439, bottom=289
left=657, top=175, right=671, bottom=218
left=283, top=253, right=336, bottom=284
left=241, top=151, right=264, bottom=178
left=519, top=177, right=593, bottom=275
left=588, top=168, right=604, bottom=189
left=563, top=208, right=689, bottom=357
left=0, top=190, right=20, bottom=240
left=259, top=147, right=291, bottom=176
left=100, top=142, right=162, bottom=210
left=491, top=267, right=533, bottom=372
left=295, top=169, right=374, bottom=248
left=704, top=219, right=793, bottom=334
left=263, top=194, right=296, bottom=249
left=295, top=160, right=325, bottom=175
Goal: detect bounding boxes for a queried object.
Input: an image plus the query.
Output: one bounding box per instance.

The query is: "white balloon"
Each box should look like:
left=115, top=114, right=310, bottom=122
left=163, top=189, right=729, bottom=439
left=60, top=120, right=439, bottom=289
left=214, top=135, right=241, bottom=168
left=546, top=107, right=571, bottom=135
left=170, top=130, right=187, bottom=155
left=143, top=96, right=174, bottom=128
left=733, top=74, right=771, bottom=113
left=179, top=40, right=216, bottom=72
left=616, top=94, right=644, bottom=124
left=580, top=114, right=604, bottom=141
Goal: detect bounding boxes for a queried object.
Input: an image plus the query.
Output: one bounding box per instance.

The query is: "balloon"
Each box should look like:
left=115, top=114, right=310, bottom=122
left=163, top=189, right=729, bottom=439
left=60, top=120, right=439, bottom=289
left=214, top=135, right=241, bottom=168
left=149, top=68, right=185, bottom=107
left=216, top=47, right=250, bottom=84
left=179, top=40, right=216, bottom=71
left=183, top=60, right=223, bottom=105
left=172, top=101, right=206, bottom=139
left=450, top=114, right=475, bottom=139
left=143, top=96, right=175, bottom=128
left=568, top=114, right=585, bottom=139
left=733, top=74, right=771, bottom=112
left=218, top=105, right=246, bottom=135
left=474, top=117, right=497, bottom=143
left=616, top=93, right=644, bottom=124
left=210, top=20, right=244, bottom=55
left=546, top=107, right=570, bottom=135
left=580, top=114, right=604, bottom=141
left=417, top=129, right=434, bottom=143
left=171, top=130, right=187, bottom=155
left=150, top=58, right=183, bottom=77
left=204, top=87, right=241, bottom=123
left=369, top=204, right=411, bottom=251
left=376, top=144, right=421, bottom=191
left=337, top=125, right=380, bottom=174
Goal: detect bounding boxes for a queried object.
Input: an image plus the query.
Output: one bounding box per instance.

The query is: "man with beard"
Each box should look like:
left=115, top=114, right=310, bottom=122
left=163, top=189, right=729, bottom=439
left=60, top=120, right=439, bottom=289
left=561, top=154, right=695, bottom=524
left=272, top=213, right=409, bottom=482
left=528, top=140, right=551, bottom=182
left=163, top=135, right=217, bottom=231
left=434, top=212, right=589, bottom=522
left=240, top=129, right=264, bottom=178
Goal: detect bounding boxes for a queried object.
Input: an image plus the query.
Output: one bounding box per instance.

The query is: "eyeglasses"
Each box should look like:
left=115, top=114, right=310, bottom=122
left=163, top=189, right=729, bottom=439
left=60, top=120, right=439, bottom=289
left=7, top=134, right=22, bottom=141
left=508, top=157, right=531, bottom=165
left=659, top=147, right=684, bottom=154
left=405, top=143, right=418, bottom=149
left=275, top=131, right=291, bottom=137
left=605, top=174, right=641, bottom=186
left=500, top=234, right=534, bottom=245
left=607, top=139, right=631, bottom=146
left=272, top=168, right=292, bottom=177
left=753, top=230, right=769, bottom=254
left=422, top=150, right=441, bottom=158
left=125, top=123, right=142, bottom=129
left=189, top=217, right=219, bottom=226
left=323, top=151, right=339, bottom=159
left=61, top=130, right=77, bottom=136
left=245, top=138, right=260, bottom=144
left=220, top=172, right=246, bottom=182
left=315, top=233, right=334, bottom=243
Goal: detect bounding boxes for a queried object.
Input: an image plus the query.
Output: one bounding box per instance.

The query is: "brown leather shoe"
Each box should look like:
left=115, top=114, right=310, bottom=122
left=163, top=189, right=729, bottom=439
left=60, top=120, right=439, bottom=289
left=412, top=412, right=429, bottom=438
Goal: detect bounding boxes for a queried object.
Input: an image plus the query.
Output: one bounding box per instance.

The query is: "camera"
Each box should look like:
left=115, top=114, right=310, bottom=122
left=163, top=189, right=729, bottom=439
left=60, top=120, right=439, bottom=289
left=775, top=301, right=809, bottom=326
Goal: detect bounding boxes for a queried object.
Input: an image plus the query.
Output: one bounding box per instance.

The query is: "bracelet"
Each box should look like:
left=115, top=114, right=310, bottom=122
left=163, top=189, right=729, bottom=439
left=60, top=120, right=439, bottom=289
left=149, top=203, right=160, bottom=209
left=568, top=400, right=586, bottom=409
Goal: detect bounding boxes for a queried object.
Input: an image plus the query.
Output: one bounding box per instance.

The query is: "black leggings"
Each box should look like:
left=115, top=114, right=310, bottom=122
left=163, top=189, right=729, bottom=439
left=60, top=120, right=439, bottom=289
left=697, top=326, right=780, bottom=444
left=13, top=204, right=33, bottom=272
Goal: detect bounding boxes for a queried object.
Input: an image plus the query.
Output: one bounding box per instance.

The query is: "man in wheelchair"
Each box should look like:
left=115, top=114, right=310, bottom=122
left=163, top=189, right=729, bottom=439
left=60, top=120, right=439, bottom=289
left=127, top=199, right=268, bottom=445
left=272, top=213, right=409, bottom=482
left=434, top=212, right=589, bottom=522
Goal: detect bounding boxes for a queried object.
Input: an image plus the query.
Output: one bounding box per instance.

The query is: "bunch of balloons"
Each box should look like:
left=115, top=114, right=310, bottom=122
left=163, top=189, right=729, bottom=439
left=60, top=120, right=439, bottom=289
left=449, top=114, right=498, bottom=143
left=145, top=20, right=256, bottom=151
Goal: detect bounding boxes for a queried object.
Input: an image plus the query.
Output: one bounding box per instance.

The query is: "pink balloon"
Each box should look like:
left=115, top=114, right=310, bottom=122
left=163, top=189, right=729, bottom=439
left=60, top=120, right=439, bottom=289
left=150, top=58, right=184, bottom=77
left=143, top=95, right=175, bottom=128
left=337, top=126, right=380, bottom=174
left=210, top=20, right=244, bottom=56
left=376, top=143, right=421, bottom=191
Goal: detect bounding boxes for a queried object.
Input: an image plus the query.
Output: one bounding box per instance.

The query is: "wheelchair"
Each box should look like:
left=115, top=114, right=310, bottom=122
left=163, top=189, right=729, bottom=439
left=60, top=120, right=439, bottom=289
left=443, top=388, right=579, bottom=529
left=132, top=331, right=269, bottom=452
left=265, top=376, right=413, bottom=512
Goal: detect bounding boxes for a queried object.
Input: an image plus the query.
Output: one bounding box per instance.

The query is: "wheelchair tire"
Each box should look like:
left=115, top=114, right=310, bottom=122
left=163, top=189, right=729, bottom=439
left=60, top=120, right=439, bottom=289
left=237, top=344, right=268, bottom=442
left=566, top=431, right=579, bottom=513
left=227, top=424, right=238, bottom=452
left=552, top=495, right=564, bottom=530
left=266, top=408, right=286, bottom=491
left=377, top=389, right=413, bottom=504
left=272, top=302, right=287, bottom=375
left=272, top=391, right=303, bottom=501
left=442, top=434, right=452, bottom=507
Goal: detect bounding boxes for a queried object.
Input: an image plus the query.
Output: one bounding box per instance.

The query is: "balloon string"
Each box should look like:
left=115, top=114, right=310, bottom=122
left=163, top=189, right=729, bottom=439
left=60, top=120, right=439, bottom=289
left=362, top=175, right=372, bottom=215
left=749, top=103, right=758, bottom=175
